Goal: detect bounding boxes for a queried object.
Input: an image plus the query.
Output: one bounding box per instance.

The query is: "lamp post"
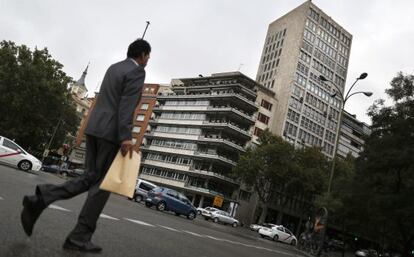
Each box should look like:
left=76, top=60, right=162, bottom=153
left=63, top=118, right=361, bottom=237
left=319, top=72, right=371, bottom=197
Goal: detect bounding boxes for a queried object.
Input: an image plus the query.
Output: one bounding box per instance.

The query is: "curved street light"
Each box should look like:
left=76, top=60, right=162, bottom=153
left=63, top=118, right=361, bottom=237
left=319, top=73, right=372, bottom=196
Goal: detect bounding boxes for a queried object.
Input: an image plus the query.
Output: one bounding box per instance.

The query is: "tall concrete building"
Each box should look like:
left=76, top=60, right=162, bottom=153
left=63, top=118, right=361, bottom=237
left=141, top=72, right=258, bottom=212
left=255, top=0, right=352, bottom=158
left=337, top=111, right=371, bottom=159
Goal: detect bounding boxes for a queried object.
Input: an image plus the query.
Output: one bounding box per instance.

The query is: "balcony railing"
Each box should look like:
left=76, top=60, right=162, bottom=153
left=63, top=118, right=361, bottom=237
left=198, top=136, right=245, bottom=152
left=193, top=151, right=237, bottom=166
left=157, top=92, right=257, bottom=108
left=202, top=121, right=251, bottom=137
left=187, top=167, right=238, bottom=185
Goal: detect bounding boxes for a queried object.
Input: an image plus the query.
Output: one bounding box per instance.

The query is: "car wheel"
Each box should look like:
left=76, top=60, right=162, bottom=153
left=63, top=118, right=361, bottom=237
left=291, top=239, right=297, bottom=246
left=187, top=211, right=196, bottom=220
left=232, top=222, right=238, bottom=227
left=145, top=202, right=152, bottom=208
left=156, top=201, right=166, bottom=211
left=273, top=234, right=279, bottom=242
left=213, top=217, right=219, bottom=223
left=260, top=234, right=265, bottom=238
left=18, top=160, right=32, bottom=171
left=135, top=195, right=143, bottom=202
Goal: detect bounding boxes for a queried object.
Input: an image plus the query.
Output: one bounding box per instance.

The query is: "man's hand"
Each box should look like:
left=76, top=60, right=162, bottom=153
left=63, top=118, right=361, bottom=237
left=120, top=140, right=134, bottom=159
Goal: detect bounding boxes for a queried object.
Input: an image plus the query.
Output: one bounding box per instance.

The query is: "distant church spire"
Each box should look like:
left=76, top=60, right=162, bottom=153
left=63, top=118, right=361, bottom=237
left=76, top=62, right=90, bottom=87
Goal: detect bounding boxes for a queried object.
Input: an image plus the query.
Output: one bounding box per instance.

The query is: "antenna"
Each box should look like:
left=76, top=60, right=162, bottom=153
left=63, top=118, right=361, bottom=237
left=142, top=21, right=150, bottom=39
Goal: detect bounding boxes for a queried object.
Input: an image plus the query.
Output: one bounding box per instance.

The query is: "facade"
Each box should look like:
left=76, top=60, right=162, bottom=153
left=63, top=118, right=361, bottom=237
left=69, top=83, right=167, bottom=166
left=255, top=0, right=353, bottom=158
left=67, top=64, right=93, bottom=165
left=132, top=84, right=171, bottom=151
left=337, top=111, right=371, bottom=159
left=140, top=72, right=259, bottom=212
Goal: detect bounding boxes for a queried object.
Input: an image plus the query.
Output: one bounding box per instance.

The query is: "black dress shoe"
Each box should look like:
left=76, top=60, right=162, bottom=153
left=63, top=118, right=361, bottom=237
left=63, top=238, right=102, bottom=253
left=21, top=195, right=46, bottom=236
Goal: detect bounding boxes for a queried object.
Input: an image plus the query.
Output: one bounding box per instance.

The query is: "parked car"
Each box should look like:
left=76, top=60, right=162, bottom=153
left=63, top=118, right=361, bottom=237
left=0, top=136, right=42, bottom=171
left=41, top=164, right=61, bottom=174
left=131, top=179, right=157, bottom=202
left=250, top=223, right=277, bottom=232
left=355, top=249, right=379, bottom=257
left=258, top=225, right=297, bottom=246
left=145, top=187, right=197, bottom=220
left=200, top=207, right=220, bottom=220
left=209, top=210, right=240, bottom=227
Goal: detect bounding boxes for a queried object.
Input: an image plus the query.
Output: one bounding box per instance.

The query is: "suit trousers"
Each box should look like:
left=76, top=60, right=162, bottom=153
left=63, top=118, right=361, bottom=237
left=37, top=135, right=119, bottom=242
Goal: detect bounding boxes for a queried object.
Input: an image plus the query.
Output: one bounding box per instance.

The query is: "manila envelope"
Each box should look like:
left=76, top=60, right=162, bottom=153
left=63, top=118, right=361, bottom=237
left=100, top=151, right=141, bottom=198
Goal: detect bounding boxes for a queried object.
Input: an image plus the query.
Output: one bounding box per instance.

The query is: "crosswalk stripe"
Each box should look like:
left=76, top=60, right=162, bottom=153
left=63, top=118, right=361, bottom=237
left=124, top=218, right=155, bottom=227
left=48, top=204, right=71, bottom=212
left=100, top=214, right=119, bottom=220
left=157, top=225, right=180, bottom=232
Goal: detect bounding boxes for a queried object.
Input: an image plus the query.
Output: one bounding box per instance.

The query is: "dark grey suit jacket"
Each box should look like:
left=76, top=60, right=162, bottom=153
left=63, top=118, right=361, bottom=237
left=85, top=59, right=145, bottom=144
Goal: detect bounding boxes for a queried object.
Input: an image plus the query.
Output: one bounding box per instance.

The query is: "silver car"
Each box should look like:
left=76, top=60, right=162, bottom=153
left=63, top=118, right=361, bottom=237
left=210, top=210, right=239, bottom=227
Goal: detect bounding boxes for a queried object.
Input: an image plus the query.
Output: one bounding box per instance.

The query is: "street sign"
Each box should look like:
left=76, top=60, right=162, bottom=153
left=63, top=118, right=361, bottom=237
left=213, top=195, right=224, bottom=207
left=43, top=149, right=49, bottom=157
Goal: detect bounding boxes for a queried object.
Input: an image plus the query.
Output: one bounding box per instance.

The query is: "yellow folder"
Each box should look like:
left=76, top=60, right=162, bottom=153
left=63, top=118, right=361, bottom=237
left=100, top=151, right=141, bottom=198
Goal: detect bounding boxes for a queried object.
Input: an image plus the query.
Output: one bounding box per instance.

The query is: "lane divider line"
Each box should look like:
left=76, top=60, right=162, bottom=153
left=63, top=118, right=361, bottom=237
left=124, top=218, right=155, bottom=227
left=157, top=225, right=181, bottom=232
left=48, top=204, right=71, bottom=212
left=0, top=196, right=4, bottom=200
left=100, top=214, right=119, bottom=220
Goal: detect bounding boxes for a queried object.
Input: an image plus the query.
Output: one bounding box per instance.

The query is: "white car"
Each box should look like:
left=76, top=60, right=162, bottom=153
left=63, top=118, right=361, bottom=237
left=200, top=207, right=220, bottom=219
left=250, top=223, right=277, bottom=232
left=210, top=210, right=240, bottom=227
left=258, top=225, right=297, bottom=246
left=0, top=136, right=42, bottom=171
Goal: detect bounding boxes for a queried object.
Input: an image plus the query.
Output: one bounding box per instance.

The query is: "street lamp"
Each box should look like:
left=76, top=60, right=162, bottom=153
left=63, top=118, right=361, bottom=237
left=319, top=73, right=372, bottom=196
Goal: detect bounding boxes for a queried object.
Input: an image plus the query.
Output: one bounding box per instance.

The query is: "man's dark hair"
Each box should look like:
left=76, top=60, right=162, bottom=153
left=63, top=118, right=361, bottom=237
left=127, top=39, right=151, bottom=58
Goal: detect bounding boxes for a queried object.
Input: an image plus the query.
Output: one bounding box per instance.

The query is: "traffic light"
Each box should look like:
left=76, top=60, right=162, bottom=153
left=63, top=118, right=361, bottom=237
left=354, top=237, right=358, bottom=241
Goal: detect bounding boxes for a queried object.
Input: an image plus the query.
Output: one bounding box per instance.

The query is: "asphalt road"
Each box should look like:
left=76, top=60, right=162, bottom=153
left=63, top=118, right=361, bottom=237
left=0, top=164, right=306, bottom=257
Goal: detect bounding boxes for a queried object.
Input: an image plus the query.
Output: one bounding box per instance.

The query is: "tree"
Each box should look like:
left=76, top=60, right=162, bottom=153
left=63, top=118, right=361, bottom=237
left=233, top=130, right=328, bottom=224
left=0, top=40, right=79, bottom=153
left=350, top=72, right=414, bottom=256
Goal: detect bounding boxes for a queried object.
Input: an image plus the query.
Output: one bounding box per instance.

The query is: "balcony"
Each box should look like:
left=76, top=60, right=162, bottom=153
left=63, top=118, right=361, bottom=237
left=152, top=105, right=209, bottom=112
left=207, top=106, right=255, bottom=124
left=141, top=159, right=191, bottom=172
left=193, top=151, right=237, bottom=166
left=140, top=145, right=195, bottom=156
left=144, top=131, right=200, bottom=141
left=149, top=118, right=204, bottom=126
left=197, top=136, right=245, bottom=152
left=156, top=92, right=257, bottom=109
left=187, top=167, right=238, bottom=185
left=202, top=121, right=251, bottom=137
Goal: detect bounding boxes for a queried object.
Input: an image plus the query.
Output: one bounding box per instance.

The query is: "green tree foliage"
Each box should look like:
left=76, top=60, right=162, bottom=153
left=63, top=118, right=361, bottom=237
left=233, top=130, right=328, bottom=223
left=0, top=40, right=78, bottom=152
left=350, top=72, right=414, bottom=256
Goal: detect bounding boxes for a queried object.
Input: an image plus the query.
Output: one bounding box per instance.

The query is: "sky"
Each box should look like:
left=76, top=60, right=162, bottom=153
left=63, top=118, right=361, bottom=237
left=1, top=0, right=413, bottom=124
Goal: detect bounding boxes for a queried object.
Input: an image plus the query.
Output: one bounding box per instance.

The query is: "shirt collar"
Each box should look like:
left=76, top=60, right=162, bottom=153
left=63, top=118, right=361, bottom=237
left=129, top=58, right=139, bottom=67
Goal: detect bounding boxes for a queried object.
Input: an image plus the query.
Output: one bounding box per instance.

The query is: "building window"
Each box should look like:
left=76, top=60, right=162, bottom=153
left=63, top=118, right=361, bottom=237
left=140, top=103, right=149, bottom=110
left=261, top=99, right=273, bottom=111
left=254, top=127, right=263, bottom=137
left=258, top=113, right=270, bottom=125
left=136, top=114, right=145, bottom=121
left=133, top=126, right=141, bottom=133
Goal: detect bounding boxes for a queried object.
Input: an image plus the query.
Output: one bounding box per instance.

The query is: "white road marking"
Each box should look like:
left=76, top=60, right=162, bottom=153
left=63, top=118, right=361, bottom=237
left=0, top=196, right=3, bottom=200
left=124, top=218, right=155, bottom=227
left=157, top=225, right=180, bottom=232
left=183, top=230, right=204, bottom=237
left=100, top=214, right=119, bottom=220
left=48, top=204, right=71, bottom=212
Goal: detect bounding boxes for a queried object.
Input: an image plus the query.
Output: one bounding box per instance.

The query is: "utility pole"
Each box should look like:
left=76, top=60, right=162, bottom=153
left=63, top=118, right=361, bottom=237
left=142, top=21, right=150, bottom=39
left=41, top=119, right=62, bottom=163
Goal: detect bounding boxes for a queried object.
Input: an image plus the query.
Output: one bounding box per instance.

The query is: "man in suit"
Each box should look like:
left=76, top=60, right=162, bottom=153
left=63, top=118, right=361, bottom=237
left=20, top=39, right=151, bottom=253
